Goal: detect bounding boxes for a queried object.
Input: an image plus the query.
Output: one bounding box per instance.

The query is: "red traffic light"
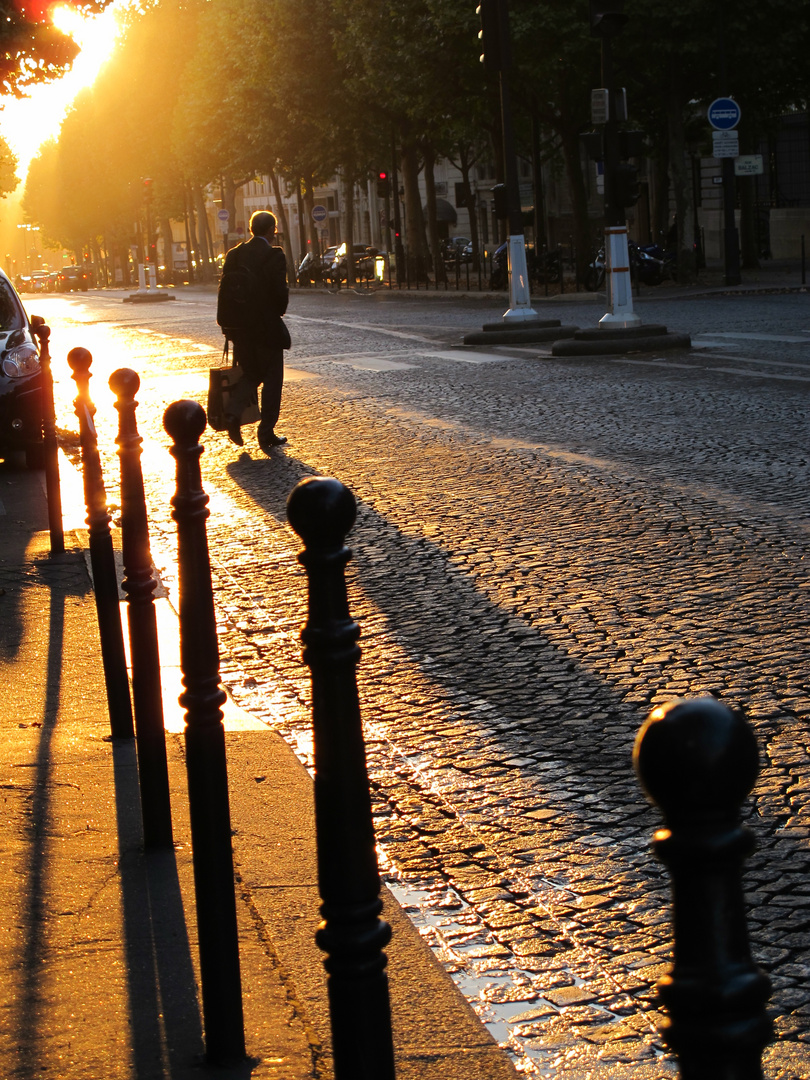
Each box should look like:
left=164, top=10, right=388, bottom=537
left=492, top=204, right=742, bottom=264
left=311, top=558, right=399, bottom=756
left=378, top=171, right=387, bottom=180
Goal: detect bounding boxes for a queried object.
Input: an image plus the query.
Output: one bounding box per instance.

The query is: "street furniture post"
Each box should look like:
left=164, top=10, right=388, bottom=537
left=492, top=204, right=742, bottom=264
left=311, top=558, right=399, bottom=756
left=31, top=318, right=64, bottom=555
left=163, top=398, right=245, bottom=1064
left=67, top=347, right=134, bottom=740
left=287, top=476, right=396, bottom=1080
left=110, top=367, right=173, bottom=849
left=634, top=698, right=772, bottom=1079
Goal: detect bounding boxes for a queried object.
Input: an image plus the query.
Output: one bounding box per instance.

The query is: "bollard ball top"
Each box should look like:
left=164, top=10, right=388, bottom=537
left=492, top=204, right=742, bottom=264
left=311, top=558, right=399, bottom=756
left=67, top=347, right=93, bottom=375
left=634, top=697, right=759, bottom=822
left=287, top=476, right=356, bottom=547
left=109, top=367, right=140, bottom=399
left=163, top=399, right=207, bottom=446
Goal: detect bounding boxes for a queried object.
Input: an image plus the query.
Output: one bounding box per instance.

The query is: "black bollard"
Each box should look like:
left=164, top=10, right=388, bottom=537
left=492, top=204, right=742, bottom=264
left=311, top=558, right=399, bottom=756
left=68, top=348, right=134, bottom=740
left=287, top=476, right=396, bottom=1080
left=633, top=697, right=773, bottom=1080
left=110, top=368, right=173, bottom=849
left=31, top=318, right=64, bottom=555
left=163, top=399, right=245, bottom=1065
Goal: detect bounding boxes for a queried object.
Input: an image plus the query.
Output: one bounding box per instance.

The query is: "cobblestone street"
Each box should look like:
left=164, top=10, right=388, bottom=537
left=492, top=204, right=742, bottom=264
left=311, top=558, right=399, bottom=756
left=41, top=286, right=809, bottom=1078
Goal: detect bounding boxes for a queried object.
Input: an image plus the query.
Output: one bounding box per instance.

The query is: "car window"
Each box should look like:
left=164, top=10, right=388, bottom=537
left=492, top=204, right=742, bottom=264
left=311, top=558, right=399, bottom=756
left=0, top=279, right=25, bottom=332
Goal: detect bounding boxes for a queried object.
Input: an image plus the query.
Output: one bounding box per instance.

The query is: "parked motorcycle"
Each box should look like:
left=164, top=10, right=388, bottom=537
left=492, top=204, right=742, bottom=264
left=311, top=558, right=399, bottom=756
left=637, top=242, right=677, bottom=281
left=584, top=247, right=606, bottom=291
left=296, top=251, right=324, bottom=286
left=488, top=242, right=508, bottom=290
left=629, top=241, right=665, bottom=286
left=585, top=241, right=665, bottom=290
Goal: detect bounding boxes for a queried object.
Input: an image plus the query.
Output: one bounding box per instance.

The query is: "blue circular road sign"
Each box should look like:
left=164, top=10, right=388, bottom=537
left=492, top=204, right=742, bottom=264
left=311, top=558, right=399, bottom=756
left=708, top=97, right=741, bottom=130
left=312, top=204, right=328, bottom=223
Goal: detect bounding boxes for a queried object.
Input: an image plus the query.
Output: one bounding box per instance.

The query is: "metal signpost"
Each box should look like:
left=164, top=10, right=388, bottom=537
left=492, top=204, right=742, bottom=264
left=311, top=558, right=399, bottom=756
left=217, top=208, right=229, bottom=258
left=708, top=97, right=741, bottom=285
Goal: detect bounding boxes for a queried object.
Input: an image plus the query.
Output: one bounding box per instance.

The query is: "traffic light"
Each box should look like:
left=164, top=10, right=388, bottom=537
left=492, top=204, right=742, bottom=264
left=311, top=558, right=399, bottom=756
left=589, top=0, right=627, bottom=38
left=476, top=0, right=501, bottom=71
left=376, top=171, right=390, bottom=198
left=613, top=162, right=640, bottom=207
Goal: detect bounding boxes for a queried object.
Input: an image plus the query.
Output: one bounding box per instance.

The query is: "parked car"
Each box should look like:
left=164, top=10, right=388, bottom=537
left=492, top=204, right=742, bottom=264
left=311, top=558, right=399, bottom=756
left=58, top=264, right=92, bottom=292
left=0, top=268, right=43, bottom=468
left=442, top=236, right=472, bottom=264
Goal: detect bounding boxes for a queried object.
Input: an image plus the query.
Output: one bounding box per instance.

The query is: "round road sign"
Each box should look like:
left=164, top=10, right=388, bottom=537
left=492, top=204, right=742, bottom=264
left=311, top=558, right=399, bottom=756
left=707, top=97, right=741, bottom=131
left=312, top=204, right=328, bottom=223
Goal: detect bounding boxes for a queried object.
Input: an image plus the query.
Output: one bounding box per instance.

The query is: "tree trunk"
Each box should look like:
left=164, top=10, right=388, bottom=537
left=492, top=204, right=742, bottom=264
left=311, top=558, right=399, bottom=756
left=423, top=144, right=445, bottom=283
left=184, top=183, right=196, bottom=283
left=455, top=142, right=481, bottom=272
left=559, top=125, right=592, bottom=283
left=268, top=169, right=295, bottom=278
left=738, top=128, right=759, bottom=269
left=667, top=62, right=696, bottom=282
left=160, top=215, right=173, bottom=280
left=651, top=148, right=671, bottom=246
left=192, top=184, right=213, bottom=281
left=341, top=168, right=356, bottom=284
left=401, top=138, right=428, bottom=281
left=295, top=180, right=307, bottom=267
left=302, top=174, right=320, bottom=257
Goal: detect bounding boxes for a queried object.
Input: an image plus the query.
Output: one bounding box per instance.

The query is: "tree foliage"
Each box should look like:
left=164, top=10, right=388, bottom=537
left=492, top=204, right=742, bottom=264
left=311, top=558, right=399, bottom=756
left=20, top=0, right=810, bottom=267
left=0, top=0, right=111, bottom=96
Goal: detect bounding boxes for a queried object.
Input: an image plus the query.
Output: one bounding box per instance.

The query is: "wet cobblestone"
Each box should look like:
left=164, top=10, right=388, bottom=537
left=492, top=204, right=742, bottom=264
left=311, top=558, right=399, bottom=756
left=41, top=291, right=809, bottom=1077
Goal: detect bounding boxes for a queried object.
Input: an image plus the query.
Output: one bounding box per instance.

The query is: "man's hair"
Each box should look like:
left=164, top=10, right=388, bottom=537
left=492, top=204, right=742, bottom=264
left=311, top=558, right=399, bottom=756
left=249, top=210, right=277, bottom=237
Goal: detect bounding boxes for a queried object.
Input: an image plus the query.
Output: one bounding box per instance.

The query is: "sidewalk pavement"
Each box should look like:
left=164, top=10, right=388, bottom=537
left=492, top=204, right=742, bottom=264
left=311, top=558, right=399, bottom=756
left=0, top=459, right=520, bottom=1080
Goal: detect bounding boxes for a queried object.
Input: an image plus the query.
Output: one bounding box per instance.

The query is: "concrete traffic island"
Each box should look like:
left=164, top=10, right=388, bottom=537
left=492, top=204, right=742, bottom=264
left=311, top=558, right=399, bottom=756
left=123, top=290, right=175, bottom=303
left=464, top=318, right=578, bottom=346
left=551, top=322, right=691, bottom=356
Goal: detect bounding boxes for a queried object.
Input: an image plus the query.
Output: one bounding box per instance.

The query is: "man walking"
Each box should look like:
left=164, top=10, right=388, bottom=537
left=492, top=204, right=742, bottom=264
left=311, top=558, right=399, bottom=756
left=219, top=209, right=290, bottom=452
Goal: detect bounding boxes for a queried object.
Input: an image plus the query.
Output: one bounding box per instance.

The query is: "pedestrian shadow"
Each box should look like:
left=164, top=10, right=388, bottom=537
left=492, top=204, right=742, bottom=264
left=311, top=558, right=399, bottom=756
left=224, top=448, right=649, bottom=821
left=111, top=740, right=207, bottom=1077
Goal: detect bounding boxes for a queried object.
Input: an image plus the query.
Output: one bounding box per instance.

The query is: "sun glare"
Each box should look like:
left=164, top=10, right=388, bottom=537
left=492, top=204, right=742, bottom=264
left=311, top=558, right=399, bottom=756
left=0, top=2, right=123, bottom=181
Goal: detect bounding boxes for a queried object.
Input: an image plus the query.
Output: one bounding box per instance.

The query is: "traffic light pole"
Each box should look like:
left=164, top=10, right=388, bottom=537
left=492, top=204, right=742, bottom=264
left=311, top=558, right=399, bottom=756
left=495, top=0, right=537, bottom=322
left=599, top=33, right=640, bottom=328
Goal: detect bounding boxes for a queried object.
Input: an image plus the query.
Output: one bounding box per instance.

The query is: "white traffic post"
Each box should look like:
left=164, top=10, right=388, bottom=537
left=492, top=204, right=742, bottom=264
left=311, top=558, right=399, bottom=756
left=148, top=263, right=157, bottom=290
left=503, top=235, right=538, bottom=322
left=599, top=224, right=640, bottom=328
left=137, top=263, right=147, bottom=293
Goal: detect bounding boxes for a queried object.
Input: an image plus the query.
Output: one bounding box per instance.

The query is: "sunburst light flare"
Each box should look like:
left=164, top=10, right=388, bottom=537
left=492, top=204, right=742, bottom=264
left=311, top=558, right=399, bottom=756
left=0, top=1, right=124, bottom=181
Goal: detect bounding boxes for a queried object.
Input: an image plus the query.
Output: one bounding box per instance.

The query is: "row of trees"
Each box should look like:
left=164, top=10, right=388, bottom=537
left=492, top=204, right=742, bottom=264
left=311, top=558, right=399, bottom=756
left=19, top=0, right=810, bottom=283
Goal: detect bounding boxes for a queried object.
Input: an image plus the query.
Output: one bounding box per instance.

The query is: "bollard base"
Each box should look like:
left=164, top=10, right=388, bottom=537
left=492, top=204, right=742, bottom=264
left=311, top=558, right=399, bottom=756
left=551, top=324, right=690, bottom=357
left=464, top=323, right=578, bottom=346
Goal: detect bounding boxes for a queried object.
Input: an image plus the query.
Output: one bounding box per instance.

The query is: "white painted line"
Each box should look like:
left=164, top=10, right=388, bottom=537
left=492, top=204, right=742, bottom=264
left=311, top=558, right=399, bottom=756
left=294, top=353, right=415, bottom=372
left=712, top=366, right=810, bottom=382
left=288, top=313, right=437, bottom=344
left=422, top=350, right=513, bottom=364
left=700, top=331, right=810, bottom=344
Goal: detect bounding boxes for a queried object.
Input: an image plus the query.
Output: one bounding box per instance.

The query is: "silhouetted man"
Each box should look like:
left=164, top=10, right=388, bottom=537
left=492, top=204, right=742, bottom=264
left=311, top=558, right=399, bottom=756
left=220, top=209, right=289, bottom=452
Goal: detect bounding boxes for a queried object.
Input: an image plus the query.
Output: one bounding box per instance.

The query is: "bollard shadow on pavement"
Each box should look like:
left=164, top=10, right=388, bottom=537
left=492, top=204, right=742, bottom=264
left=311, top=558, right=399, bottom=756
left=110, top=737, right=207, bottom=1077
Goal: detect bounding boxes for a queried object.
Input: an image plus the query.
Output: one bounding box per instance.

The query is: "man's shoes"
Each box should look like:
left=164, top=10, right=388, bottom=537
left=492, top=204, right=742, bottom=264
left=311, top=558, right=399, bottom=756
left=258, top=431, right=287, bottom=453
left=225, top=417, right=243, bottom=447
